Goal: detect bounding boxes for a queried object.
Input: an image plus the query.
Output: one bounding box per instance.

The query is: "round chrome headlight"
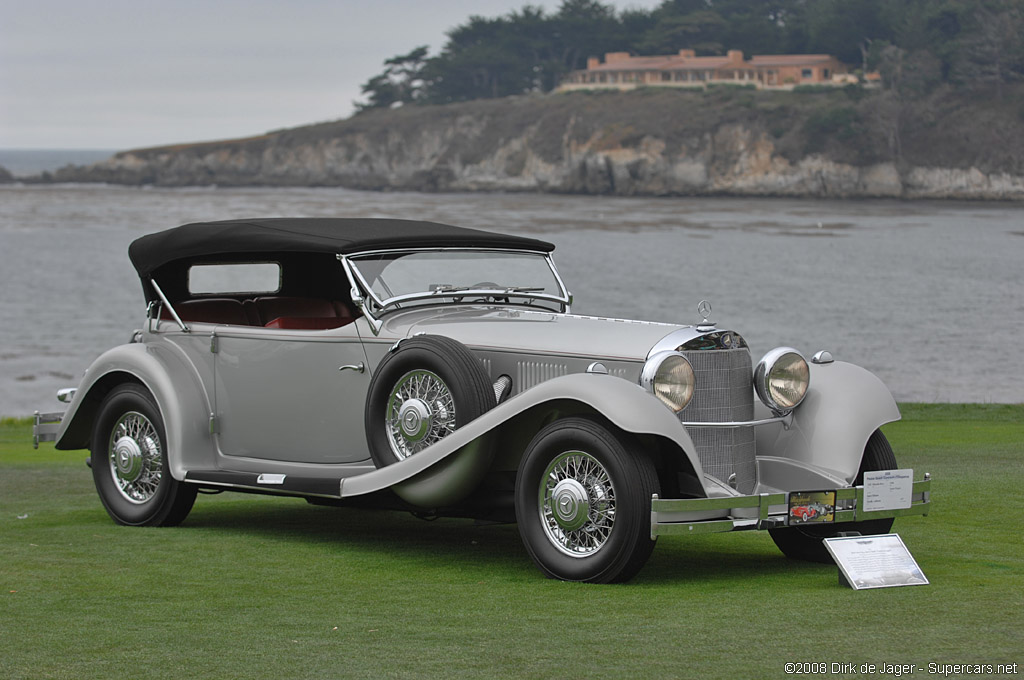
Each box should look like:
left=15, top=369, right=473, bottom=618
left=754, top=347, right=810, bottom=414
left=641, top=351, right=695, bottom=412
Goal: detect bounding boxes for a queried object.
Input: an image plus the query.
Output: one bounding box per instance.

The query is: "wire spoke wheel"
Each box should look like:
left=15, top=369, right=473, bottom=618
left=516, top=417, right=659, bottom=583
left=539, top=451, right=616, bottom=557
left=91, top=384, right=196, bottom=526
left=108, top=411, right=163, bottom=504
left=385, top=369, right=456, bottom=460
left=365, top=335, right=495, bottom=471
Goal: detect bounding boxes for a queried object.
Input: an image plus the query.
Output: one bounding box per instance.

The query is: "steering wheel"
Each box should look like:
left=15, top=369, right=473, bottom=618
left=468, top=282, right=504, bottom=303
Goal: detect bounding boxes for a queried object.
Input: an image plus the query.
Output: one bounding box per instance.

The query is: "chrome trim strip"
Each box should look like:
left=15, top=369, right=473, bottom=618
left=185, top=478, right=342, bottom=499
left=380, top=287, right=569, bottom=310
left=647, top=328, right=701, bottom=359
left=150, top=278, right=190, bottom=333
left=679, top=414, right=791, bottom=428
left=646, top=327, right=748, bottom=359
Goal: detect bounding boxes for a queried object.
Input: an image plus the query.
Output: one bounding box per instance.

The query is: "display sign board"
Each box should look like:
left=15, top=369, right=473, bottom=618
left=824, top=533, right=928, bottom=590
left=862, top=468, right=914, bottom=512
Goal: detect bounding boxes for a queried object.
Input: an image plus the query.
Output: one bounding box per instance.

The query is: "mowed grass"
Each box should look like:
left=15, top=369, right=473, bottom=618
left=1, top=405, right=1021, bottom=679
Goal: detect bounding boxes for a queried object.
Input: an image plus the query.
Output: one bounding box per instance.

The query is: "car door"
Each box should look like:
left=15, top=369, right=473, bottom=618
left=213, top=323, right=371, bottom=464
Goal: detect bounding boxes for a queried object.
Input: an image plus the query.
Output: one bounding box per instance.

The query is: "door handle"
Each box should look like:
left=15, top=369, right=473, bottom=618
left=338, top=362, right=365, bottom=373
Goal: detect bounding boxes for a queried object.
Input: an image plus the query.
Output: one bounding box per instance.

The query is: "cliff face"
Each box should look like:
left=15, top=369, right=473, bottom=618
left=51, top=88, right=1024, bottom=200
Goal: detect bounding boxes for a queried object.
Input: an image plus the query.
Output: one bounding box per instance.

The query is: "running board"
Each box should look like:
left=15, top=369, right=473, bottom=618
left=184, top=470, right=342, bottom=499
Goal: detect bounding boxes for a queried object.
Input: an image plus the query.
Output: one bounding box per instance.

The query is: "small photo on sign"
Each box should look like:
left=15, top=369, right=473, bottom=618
left=788, top=490, right=836, bottom=524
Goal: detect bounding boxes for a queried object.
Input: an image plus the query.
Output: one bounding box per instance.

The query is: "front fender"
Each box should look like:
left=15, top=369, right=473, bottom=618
left=341, top=373, right=703, bottom=507
left=55, top=342, right=214, bottom=481
left=763, top=360, right=900, bottom=484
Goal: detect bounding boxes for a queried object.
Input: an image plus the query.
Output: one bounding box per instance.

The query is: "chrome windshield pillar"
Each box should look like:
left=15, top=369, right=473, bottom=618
left=337, top=254, right=383, bottom=335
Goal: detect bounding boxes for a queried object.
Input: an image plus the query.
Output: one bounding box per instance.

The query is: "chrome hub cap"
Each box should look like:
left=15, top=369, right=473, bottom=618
left=539, top=451, right=616, bottom=558
left=113, top=436, right=144, bottom=483
left=107, top=411, right=162, bottom=504
left=398, top=399, right=432, bottom=442
left=551, top=479, right=590, bottom=532
left=386, top=370, right=455, bottom=460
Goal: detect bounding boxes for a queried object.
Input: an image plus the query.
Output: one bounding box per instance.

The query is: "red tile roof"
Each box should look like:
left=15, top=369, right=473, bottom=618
left=587, top=55, right=734, bottom=71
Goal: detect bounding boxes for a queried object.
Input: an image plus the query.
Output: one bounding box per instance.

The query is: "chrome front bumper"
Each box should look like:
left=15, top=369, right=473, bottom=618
left=32, top=411, right=64, bottom=449
left=651, top=476, right=931, bottom=538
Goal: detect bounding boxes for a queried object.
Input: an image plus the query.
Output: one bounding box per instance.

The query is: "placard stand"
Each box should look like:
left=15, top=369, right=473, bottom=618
left=824, top=533, right=928, bottom=590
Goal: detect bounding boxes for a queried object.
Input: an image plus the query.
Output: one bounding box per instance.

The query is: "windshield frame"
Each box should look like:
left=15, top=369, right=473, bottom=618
left=339, top=247, right=572, bottom=328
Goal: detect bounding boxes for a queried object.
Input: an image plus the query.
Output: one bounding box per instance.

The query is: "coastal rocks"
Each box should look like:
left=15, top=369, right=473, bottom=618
left=857, top=163, right=903, bottom=197
left=903, top=167, right=1024, bottom=199
left=0, top=165, right=13, bottom=183
left=44, top=96, right=1024, bottom=200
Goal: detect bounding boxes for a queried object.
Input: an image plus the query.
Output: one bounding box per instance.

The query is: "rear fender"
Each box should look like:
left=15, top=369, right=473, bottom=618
left=55, top=343, right=214, bottom=480
left=341, top=373, right=704, bottom=507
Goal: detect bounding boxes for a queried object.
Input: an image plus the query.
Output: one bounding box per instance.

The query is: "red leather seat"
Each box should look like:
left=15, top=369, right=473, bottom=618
left=264, top=316, right=351, bottom=330
left=256, top=296, right=355, bottom=330
left=253, top=297, right=336, bottom=325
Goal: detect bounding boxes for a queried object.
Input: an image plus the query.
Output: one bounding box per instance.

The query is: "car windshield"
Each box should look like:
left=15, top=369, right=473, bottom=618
left=348, top=250, right=566, bottom=308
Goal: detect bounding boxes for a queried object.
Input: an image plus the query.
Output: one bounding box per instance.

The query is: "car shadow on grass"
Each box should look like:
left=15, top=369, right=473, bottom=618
left=639, top=536, right=824, bottom=585
left=185, top=497, right=533, bottom=573
left=182, top=496, right=811, bottom=583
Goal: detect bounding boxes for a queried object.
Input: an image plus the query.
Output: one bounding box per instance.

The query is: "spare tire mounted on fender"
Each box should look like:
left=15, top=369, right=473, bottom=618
left=365, top=335, right=496, bottom=468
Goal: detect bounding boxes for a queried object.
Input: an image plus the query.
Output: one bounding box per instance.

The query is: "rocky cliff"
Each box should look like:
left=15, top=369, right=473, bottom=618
left=48, top=87, right=1024, bottom=199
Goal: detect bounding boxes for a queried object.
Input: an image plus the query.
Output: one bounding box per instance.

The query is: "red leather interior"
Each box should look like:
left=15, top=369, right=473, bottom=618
left=253, top=296, right=336, bottom=324
left=264, top=316, right=351, bottom=330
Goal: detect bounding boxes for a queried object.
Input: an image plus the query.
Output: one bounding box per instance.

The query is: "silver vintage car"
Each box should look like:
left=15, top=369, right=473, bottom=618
left=34, top=218, right=931, bottom=583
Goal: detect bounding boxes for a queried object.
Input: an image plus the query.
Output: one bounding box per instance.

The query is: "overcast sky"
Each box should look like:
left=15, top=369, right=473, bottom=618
left=1, top=0, right=662, bottom=150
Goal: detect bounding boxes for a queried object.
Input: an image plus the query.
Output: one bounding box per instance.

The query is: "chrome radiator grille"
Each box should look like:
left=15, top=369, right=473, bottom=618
left=679, top=349, right=756, bottom=494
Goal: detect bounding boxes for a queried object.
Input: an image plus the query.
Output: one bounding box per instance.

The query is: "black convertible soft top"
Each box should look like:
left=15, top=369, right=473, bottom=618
left=128, top=217, right=555, bottom=279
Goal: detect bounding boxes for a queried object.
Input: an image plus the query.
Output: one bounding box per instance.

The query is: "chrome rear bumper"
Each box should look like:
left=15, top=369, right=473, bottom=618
left=651, top=476, right=931, bottom=538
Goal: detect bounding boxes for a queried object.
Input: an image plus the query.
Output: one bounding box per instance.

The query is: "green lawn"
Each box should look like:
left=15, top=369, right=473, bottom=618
left=1, top=406, right=1021, bottom=679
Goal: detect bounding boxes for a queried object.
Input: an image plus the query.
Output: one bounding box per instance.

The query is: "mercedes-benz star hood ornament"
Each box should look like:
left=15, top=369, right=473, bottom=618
left=697, top=300, right=716, bottom=332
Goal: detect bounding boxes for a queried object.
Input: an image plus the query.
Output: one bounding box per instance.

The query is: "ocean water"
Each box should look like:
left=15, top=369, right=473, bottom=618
left=1, top=182, right=1022, bottom=415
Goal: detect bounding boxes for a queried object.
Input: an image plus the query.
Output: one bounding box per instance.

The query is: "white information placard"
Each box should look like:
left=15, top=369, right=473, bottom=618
left=824, top=534, right=928, bottom=590
left=862, top=468, right=913, bottom=512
